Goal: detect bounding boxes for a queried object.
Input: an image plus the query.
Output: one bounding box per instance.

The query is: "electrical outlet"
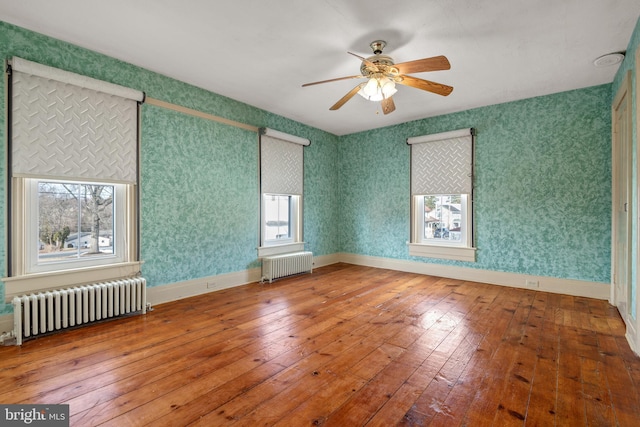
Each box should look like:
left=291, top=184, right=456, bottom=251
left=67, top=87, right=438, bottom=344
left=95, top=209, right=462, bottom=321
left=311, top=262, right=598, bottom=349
left=525, top=279, right=539, bottom=289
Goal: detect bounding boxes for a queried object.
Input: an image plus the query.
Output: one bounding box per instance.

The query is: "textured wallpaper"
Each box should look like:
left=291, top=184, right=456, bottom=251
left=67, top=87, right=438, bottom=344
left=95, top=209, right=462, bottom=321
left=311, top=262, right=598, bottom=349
left=0, top=22, right=339, bottom=317
left=140, top=105, right=260, bottom=285
left=339, top=85, right=613, bottom=284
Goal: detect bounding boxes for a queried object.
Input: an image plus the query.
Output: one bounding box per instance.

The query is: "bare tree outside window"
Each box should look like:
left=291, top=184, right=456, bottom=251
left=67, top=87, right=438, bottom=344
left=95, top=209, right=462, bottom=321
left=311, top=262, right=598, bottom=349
left=84, top=185, right=113, bottom=254
left=38, top=181, right=114, bottom=263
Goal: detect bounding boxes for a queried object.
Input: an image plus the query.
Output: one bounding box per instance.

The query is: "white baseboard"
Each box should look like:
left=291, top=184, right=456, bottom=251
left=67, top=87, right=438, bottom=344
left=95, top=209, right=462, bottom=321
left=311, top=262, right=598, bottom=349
left=626, top=330, right=639, bottom=356
left=337, top=253, right=610, bottom=300
left=624, top=318, right=639, bottom=356
left=0, top=314, right=12, bottom=341
left=313, top=253, right=342, bottom=269
left=147, top=267, right=262, bottom=307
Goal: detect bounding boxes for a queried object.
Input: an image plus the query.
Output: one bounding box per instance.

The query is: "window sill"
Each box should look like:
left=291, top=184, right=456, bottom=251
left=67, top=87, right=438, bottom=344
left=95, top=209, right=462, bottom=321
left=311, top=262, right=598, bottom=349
left=258, top=242, right=305, bottom=258
left=408, top=243, right=476, bottom=262
left=3, top=261, right=143, bottom=302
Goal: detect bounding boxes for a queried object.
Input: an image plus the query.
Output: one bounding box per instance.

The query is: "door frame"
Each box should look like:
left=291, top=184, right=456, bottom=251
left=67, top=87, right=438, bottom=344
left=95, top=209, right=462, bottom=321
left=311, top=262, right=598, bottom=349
left=611, top=70, right=633, bottom=332
left=632, top=47, right=640, bottom=354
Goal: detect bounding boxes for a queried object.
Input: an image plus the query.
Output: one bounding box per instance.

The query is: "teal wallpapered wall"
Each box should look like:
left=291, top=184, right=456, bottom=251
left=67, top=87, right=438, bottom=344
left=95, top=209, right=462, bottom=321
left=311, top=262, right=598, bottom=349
left=339, top=85, right=612, bottom=283
left=140, top=106, right=260, bottom=285
left=0, top=21, right=339, bottom=315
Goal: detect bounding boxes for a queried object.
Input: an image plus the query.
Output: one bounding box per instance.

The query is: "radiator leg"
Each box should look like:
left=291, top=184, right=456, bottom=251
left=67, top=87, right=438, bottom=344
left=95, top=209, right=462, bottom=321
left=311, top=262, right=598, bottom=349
left=142, top=278, right=148, bottom=314
left=12, top=297, right=23, bottom=346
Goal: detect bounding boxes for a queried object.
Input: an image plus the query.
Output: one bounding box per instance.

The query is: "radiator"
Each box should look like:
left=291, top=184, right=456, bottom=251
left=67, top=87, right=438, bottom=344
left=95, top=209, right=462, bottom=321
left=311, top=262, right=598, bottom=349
left=12, top=277, right=147, bottom=345
left=261, top=251, right=313, bottom=283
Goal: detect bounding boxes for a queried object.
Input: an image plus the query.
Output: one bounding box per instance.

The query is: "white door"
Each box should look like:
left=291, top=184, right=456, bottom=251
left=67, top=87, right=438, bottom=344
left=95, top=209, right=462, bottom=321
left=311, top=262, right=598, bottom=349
left=612, top=72, right=632, bottom=322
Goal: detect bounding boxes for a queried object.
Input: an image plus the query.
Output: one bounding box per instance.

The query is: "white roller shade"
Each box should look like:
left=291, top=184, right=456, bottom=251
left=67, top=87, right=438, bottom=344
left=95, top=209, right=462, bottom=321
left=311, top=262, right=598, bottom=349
left=260, top=129, right=307, bottom=195
left=409, top=128, right=473, bottom=195
left=10, top=58, right=142, bottom=184
left=11, top=57, right=144, bottom=102
left=261, top=127, right=310, bottom=146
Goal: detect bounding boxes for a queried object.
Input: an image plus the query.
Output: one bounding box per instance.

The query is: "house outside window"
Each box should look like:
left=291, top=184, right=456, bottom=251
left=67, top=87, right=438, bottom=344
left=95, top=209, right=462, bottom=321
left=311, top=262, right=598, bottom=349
left=421, top=195, right=464, bottom=242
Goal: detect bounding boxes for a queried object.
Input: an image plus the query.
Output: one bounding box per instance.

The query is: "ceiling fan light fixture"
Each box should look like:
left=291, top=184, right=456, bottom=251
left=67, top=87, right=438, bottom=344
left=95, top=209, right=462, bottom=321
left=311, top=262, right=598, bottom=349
left=358, top=76, right=397, bottom=102
left=381, top=78, right=397, bottom=98
left=361, top=77, right=380, bottom=97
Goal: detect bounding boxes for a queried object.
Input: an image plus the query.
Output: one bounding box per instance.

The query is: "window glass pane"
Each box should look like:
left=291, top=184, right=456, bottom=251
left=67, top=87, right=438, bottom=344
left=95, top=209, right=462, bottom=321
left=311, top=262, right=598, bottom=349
left=264, top=195, right=291, bottom=241
left=423, top=195, right=463, bottom=243
left=38, top=181, right=115, bottom=264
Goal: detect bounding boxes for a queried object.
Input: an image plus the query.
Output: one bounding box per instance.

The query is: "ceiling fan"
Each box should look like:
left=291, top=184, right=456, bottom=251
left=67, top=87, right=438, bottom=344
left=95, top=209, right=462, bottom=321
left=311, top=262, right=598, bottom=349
left=302, top=40, right=453, bottom=115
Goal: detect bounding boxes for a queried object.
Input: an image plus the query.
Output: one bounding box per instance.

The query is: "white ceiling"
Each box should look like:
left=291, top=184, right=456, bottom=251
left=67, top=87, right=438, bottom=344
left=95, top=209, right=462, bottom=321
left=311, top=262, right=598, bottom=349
left=0, top=0, right=638, bottom=136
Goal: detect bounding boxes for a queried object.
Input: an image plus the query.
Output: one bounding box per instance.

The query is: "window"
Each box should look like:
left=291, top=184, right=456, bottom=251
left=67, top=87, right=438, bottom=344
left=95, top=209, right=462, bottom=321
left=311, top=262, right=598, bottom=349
left=258, top=128, right=309, bottom=257
left=417, top=194, right=468, bottom=243
left=408, top=128, right=476, bottom=262
left=28, top=180, right=127, bottom=274
left=263, top=194, right=294, bottom=242
left=6, top=57, right=143, bottom=295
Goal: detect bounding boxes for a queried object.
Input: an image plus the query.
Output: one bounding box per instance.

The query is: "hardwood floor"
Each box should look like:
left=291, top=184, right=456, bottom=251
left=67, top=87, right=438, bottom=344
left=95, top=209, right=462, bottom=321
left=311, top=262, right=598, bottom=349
left=1, top=263, right=639, bottom=426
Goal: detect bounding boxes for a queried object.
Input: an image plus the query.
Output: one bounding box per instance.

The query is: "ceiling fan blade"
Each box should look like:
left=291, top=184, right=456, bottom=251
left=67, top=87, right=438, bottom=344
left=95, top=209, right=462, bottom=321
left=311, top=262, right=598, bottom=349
left=302, top=75, right=364, bottom=87
left=330, top=84, right=363, bottom=110
left=381, top=97, right=395, bottom=115
left=397, top=75, right=453, bottom=96
left=394, top=55, right=451, bottom=74
left=347, top=52, right=378, bottom=68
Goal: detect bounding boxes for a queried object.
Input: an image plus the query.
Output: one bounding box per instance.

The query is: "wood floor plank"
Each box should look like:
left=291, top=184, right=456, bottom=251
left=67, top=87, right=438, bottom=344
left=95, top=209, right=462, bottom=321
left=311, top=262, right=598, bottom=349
left=601, top=353, right=640, bottom=426
left=418, top=336, right=486, bottom=426
left=525, top=314, right=559, bottom=426
left=526, top=356, right=558, bottom=426
left=400, top=329, right=481, bottom=425
left=492, top=298, right=540, bottom=425
left=1, top=263, right=639, bottom=426
left=461, top=287, right=524, bottom=426
left=323, top=354, right=423, bottom=426
left=70, top=346, right=256, bottom=425
left=556, top=329, right=587, bottom=425
left=170, top=311, right=379, bottom=425
left=581, top=357, right=616, bottom=426
left=270, top=372, right=367, bottom=427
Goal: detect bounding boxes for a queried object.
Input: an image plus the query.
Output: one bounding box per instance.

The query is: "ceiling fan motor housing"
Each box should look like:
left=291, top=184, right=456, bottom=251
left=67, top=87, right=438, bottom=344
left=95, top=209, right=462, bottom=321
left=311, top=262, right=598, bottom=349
left=360, top=40, right=400, bottom=79
left=360, top=54, right=396, bottom=77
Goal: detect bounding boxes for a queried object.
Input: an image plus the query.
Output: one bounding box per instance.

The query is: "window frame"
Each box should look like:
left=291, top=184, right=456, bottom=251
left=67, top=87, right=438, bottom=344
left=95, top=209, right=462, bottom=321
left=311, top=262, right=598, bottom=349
left=5, top=178, right=140, bottom=299
left=25, top=178, right=128, bottom=274
left=409, top=194, right=475, bottom=262
left=414, top=194, right=471, bottom=247
left=261, top=193, right=302, bottom=247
